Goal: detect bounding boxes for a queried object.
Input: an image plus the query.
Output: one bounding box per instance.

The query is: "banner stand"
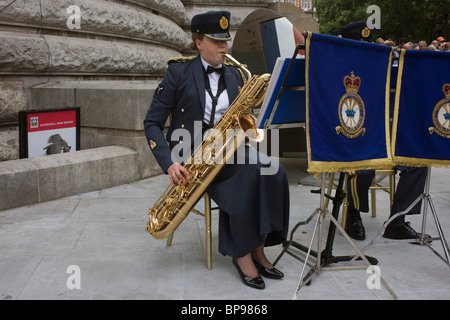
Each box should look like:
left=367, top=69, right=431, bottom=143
left=353, top=167, right=450, bottom=268
left=273, top=172, right=398, bottom=300
left=266, top=42, right=397, bottom=299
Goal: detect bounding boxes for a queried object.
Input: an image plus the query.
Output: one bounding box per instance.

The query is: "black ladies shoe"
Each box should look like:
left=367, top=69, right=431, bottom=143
left=252, top=259, right=284, bottom=279
left=232, top=258, right=265, bottom=290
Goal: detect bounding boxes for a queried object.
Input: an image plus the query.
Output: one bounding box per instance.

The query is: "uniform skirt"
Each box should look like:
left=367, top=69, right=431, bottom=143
left=207, top=145, right=290, bottom=258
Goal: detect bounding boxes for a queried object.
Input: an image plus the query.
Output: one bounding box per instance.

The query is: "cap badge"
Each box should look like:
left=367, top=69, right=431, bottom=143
left=220, top=16, right=228, bottom=30
left=361, top=27, right=371, bottom=38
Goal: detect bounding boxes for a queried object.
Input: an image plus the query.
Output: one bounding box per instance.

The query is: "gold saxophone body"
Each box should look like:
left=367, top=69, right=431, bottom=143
left=145, top=54, right=271, bottom=239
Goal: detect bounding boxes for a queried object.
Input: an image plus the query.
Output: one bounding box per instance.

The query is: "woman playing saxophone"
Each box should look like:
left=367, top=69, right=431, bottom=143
left=143, top=10, right=290, bottom=290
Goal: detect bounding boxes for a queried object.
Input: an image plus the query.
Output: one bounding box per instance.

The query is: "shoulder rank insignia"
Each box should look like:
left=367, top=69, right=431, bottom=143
left=167, top=56, right=195, bottom=65
left=335, top=71, right=366, bottom=139
left=429, top=83, right=450, bottom=139
left=149, top=139, right=157, bottom=150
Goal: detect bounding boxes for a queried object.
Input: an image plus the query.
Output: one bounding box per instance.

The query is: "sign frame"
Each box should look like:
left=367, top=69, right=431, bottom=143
left=18, top=107, right=80, bottom=159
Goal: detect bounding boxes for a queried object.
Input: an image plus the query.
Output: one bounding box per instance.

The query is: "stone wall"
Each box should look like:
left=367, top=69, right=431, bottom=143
left=0, top=0, right=188, bottom=76
left=0, top=0, right=274, bottom=166
left=0, top=0, right=318, bottom=209
left=0, top=81, right=27, bottom=160
left=0, top=0, right=276, bottom=209
left=0, top=0, right=192, bottom=167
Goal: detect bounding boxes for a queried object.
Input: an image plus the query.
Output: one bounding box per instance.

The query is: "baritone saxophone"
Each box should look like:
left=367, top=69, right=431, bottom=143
left=145, top=54, right=271, bottom=239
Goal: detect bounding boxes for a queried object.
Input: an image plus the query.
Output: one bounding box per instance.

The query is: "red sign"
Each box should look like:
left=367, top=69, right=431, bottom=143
left=27, top=109, right=77, bottom=132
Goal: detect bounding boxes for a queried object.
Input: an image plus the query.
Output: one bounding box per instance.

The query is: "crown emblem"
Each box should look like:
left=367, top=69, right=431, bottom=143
left=343, top=71, right=361, bottom=94
left=443, top=83, right=450, bottom=99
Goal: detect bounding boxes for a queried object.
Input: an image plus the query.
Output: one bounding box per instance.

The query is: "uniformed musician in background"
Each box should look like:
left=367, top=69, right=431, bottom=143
left=345, top=167, right=430, bottom=241
left=143, top=11, right=290, bottom=290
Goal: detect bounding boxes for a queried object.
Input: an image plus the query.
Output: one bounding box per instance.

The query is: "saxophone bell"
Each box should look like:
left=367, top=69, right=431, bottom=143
left=238, top=111, right=264, bottom=142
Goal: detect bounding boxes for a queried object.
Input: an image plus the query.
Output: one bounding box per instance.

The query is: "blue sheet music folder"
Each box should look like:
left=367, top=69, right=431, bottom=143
left=257, top=57, right=306, bottom=128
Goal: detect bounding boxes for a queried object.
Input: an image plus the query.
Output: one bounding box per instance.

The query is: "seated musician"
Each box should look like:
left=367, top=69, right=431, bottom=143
left=345, top=166, right=430, bottom=241
left=143, top=11, right=290, bottom=290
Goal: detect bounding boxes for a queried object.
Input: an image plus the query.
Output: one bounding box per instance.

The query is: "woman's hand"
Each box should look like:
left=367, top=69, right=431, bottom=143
left=167, top=163, right=189, bottom=185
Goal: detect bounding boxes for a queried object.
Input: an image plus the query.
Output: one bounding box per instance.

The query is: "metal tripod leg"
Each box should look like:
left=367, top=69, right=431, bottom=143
left=421, top=195, right=450, bottom=266
left=353, top=167, right=449, bottom=268
left=273, top=208, right=320, bottom=268
left=276, top=173, right=398, bottom=300
left=419, top=168, right=450, bottom=266
left=292, top=195, right=398, bottom=300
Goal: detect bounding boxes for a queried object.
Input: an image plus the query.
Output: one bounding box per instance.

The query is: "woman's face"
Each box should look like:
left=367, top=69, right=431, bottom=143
left=196, top=36, right=229, bottom=67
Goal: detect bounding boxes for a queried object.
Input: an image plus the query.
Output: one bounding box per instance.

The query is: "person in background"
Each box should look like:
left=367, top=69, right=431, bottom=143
left=418, top=40, right=428, bottom=50
left=345, top=167, right=430, bottom=242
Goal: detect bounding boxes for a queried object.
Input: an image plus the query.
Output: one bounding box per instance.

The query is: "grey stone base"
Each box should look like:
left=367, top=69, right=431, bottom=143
left=0, top=146, right=142, bottom=211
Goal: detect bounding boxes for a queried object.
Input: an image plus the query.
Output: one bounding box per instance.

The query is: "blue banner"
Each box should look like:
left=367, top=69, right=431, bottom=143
left=305, top=32, right=394, bottom=173
left=392, top=49, right=450, bottom=167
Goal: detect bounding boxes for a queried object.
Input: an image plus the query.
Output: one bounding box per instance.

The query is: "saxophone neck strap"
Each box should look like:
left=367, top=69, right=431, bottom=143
left=204, top=70, right=226, bottom=127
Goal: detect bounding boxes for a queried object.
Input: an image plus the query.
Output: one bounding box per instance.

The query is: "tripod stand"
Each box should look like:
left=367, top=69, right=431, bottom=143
left=353, top=167, right=449, bottom=268
left=273, top=172, right=398, bottom=300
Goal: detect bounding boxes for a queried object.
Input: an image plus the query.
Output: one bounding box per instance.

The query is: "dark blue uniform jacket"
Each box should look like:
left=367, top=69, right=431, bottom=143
left=144, top=55, right=245, bottom=173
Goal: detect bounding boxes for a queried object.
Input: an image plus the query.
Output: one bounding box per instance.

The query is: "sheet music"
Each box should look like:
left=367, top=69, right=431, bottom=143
left=256, top=56, right=306, bottom=129
left=257, top=57, right=286, bottom=128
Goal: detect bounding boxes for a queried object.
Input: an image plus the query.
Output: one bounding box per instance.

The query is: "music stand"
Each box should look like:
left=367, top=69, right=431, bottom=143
left=261, top=45, right=398, bottom=299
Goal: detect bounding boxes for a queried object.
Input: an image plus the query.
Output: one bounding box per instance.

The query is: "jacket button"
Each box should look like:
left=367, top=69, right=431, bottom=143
left=181, top=108, right=185, bottom=112
left=181, top=124, right=185, bottom=128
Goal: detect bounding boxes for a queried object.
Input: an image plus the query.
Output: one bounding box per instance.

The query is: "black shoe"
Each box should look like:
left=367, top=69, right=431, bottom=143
left=252, top=259, right=284, bottom=279
left=383, top=222, right=432, bottom=243
left=345, top=219, right=366, bottom=240
left=232, top=258, right=265, bottom=290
